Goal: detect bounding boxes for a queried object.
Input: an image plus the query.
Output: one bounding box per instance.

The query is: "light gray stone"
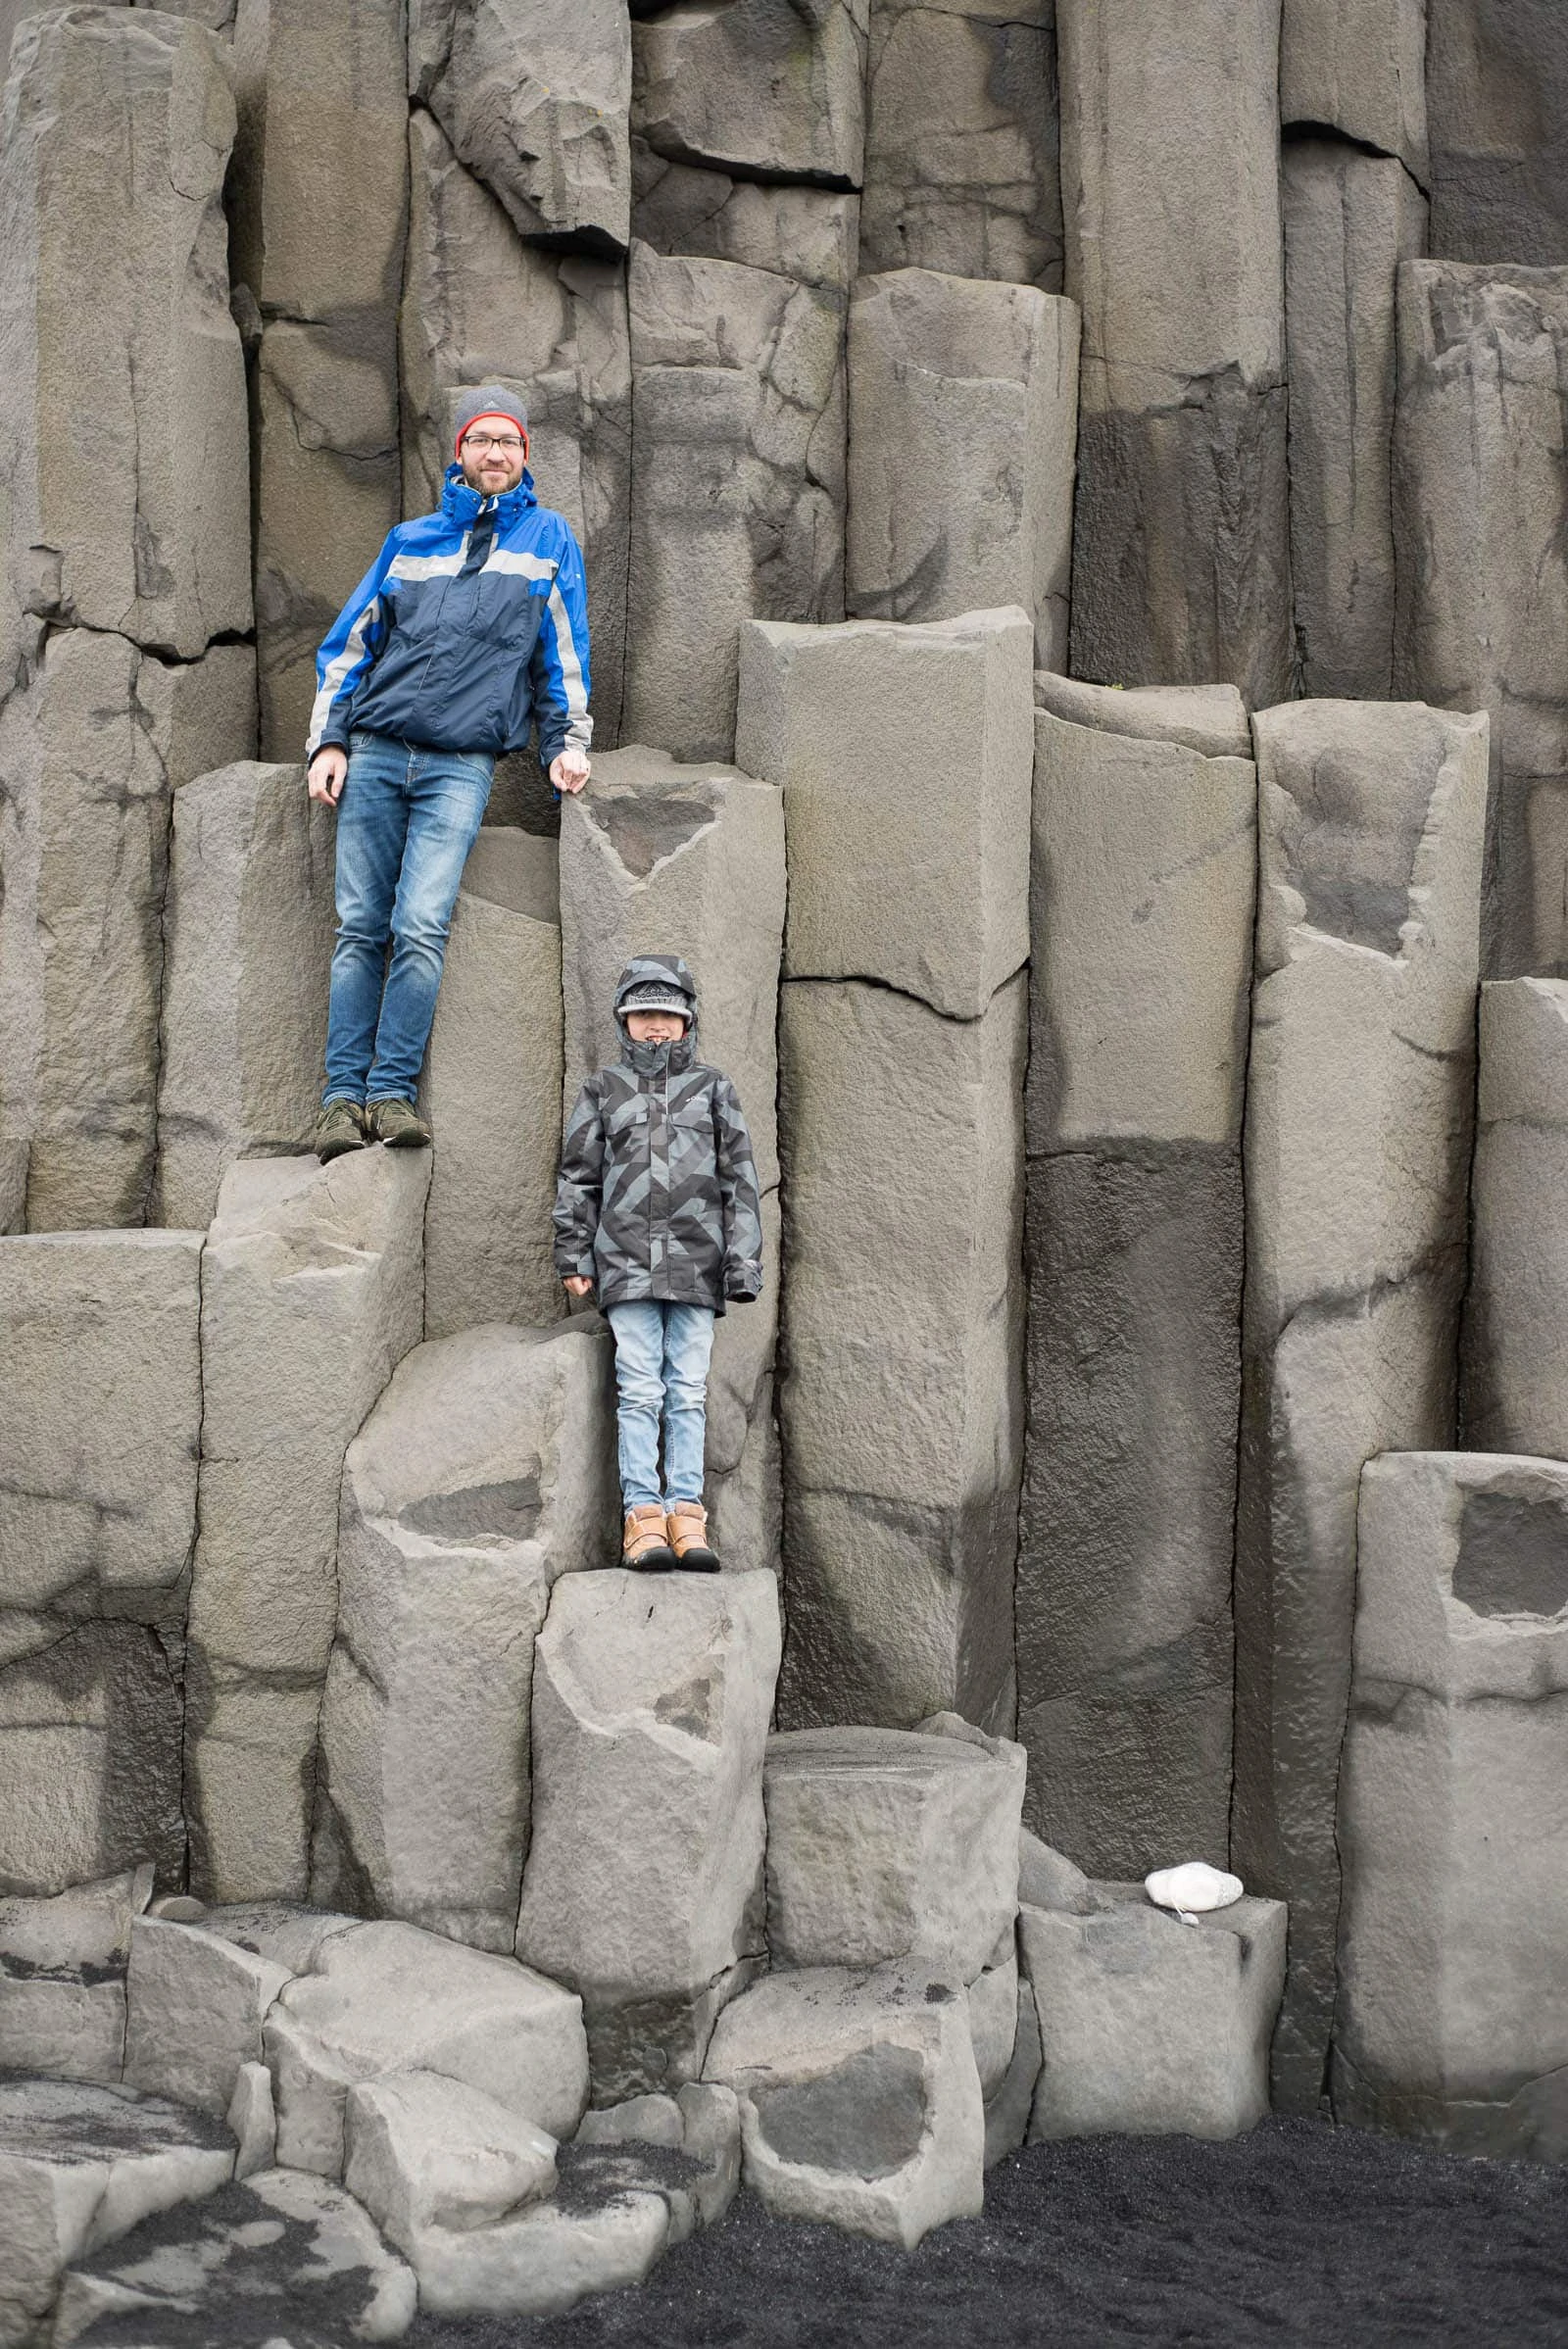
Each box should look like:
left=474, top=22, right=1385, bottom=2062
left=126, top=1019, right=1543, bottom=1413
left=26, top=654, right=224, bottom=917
left=1285, top=143, right=1427, bottom=703
left=632, top=146, right=859, bottom=290
left=1017, top=1829, right=1094, bottom=1915
left=983, top=1967, right=1042, bottom=2166
left=193, top=1901, right=361, bottom=1976
left=741, top=610, right=1032, bottom=1019
left=1059, top=0, right=1291, bottom=706
left=226, top=2062, right=275, bottom=2180
left=567, top=2080, right=741, bottom=2245
left=703, top=1192, right=783, bottom=1578
left=1426, top=0, right=1568, bottom=266
left=1393, top=261, right=1568, bottom=977
left=1235, top=698, right=1488, bottom=2111
left=1033, top=670, right=1250, bottom=759
left=1021, top=1886, right=1287, bottom=2140
left=124, top=1916, right=291, bottom=2118
left=632, top=0, right=867, bottom=189
left=314, top=1322, right=616, bottom=1952
left=776, top=974, right=1025, bottom=1732
left=966, top=1945, right=1019, bottom=2100
left=705, top=1963, right=985, bottom=2248
left=0, top=1868, right=150, bottom=2088
left=847, top=274, right=1078, bottom=669
left=622, top=244, right=846, bottom=762
left=859, top=0, right=1061, bottom=288
left=185, top=1150, right=429, bottom=1904
left=409, top=2183, right=669, bottom=2321
left=410, top=0, right=631, bottom=252
left=267, top=1921, right=588, bottom=2178
left=1281, top=0, right=1429, bottom=177
left=154, top=762, right=336, bottom=1229
left=1465, top=980, right=1568, bottom=1452
left=763, top=1728, right=1023, bottom=1981
left=344, top=2069, right=557, bottom=2255
left=420, top=832, right=564, bottom=1339
left=1334, top=1450, right=1568, bottom=2159
left=516, top=1571, right=781, bottom=2101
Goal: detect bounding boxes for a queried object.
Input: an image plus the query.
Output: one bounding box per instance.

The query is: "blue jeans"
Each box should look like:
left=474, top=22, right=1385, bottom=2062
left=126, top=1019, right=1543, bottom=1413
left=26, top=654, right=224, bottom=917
left=607, top=1301, right=716, bottom=1510
left=322, top=732, right=493, bottom=1106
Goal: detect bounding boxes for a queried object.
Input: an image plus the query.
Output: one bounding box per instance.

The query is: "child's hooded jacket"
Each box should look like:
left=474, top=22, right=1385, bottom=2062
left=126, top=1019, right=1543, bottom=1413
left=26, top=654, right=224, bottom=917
left=553, top=954, right=764, bottom=1314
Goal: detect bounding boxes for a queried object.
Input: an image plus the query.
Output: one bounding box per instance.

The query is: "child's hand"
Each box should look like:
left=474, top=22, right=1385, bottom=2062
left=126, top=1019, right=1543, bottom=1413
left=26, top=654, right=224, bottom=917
left=563, top=1275, right=594, bottom=1298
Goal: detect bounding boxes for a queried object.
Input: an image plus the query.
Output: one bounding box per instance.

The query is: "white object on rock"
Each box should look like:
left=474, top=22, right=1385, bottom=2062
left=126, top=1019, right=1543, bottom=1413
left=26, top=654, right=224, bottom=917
left=1144, top=1863, right=1244, bottom=1920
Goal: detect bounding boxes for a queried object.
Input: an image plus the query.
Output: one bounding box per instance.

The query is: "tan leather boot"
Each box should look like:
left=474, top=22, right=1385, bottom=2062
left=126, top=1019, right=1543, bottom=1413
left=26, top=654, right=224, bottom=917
left=622, top=1504, right=676, bottom=1571
left=665, top=1501, right=719, bottom=1572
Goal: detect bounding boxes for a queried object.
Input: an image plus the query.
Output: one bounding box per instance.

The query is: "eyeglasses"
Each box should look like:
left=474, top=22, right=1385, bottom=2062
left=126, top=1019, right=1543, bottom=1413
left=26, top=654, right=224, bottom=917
left=464, top=433, right=525, bottom=454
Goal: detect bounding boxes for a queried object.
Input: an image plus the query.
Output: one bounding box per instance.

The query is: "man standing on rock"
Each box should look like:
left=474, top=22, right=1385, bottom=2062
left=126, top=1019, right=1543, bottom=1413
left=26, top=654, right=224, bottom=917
left=304, top=386, right=591, bottom=1161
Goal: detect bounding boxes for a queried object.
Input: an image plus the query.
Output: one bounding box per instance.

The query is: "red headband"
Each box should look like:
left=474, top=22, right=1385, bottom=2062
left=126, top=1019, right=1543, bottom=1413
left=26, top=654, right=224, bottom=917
left=456, top=411, right=530, bottom=462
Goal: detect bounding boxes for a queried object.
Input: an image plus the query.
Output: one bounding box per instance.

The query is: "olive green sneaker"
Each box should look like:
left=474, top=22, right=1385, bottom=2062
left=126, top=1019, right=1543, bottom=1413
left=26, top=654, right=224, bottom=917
left=315, top=1098, right=368, bottom=1162
left=368, top=1097, right=433, bottom=1149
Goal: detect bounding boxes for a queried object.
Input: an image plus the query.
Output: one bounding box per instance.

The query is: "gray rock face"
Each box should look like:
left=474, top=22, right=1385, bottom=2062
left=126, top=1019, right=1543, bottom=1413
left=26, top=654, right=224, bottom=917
left=775, top=973, right=1026, bottom=1733
left=1033, top=671, right=1251, bottom=759
left=315, top=1321, right=616, bottom=1953
left=154, top=762, right=335, bottom=1230
left=846, top=276, right=1078, bottom=668
left=1280, top=0, right=1430, bottom=178
left=763, top=1728, right=1024, bottom=1981
left=1020, top=1885, right=1288, bottom=2140
left=1234, top=698, right=1488, bottom=2111
left=705, top=1963, right=985, bottom=2247
left=1427, top=0, right=1568, bottom=266
left=516, top=1570, right=781, bottom=2101
left=741, top=610, right=1032, bottom=1021
left=1465, top=981, right=1568, bottom=1452
left=1059, top=0, right=1291, bottom=706
left=1393, top=261, right=1568, bottom=978
left=0, top=1866, right=151, bottom=2086
left=859, top=0, right=1061, bottom=288
left=573, top=2081, right=741, bottom=2245
left=420, top=832, right=564, bottom=1340
left=1334, top=1451, right=1568, bottom=2159
left=185, top=1151, right=429, bottom=1904
left=633, top=0, right=868, bottom=189
left=622, top=244, right=847, bottom=761
left=632, top=145, right=859, bottom=290
left=344, top=2068, right=558, bottom=2253
left=1284, top=143, right=1427, bottom=703
left=124, top=1915, right=291, bottom=2117
left=410, top=0, right=632, bottom=252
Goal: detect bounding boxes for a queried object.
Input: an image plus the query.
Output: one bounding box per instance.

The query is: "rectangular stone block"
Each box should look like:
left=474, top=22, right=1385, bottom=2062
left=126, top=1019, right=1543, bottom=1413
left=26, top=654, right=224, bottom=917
left=1234, top=698, right=1487, bottom=2111
left=1033, top=671, right=1250, bottom=759
left=125, top=1915, right=291, bottom=2117
left=847, top=273, right=1078, bottom=669
left=632, top=0, right=867, bottom=189
left=1464, top=979, right=1568, bottom=1454
left=1284, top=143, right=1427, bottom=703
left=1335, top=1451, right=1568, bottom=2159
left=739, top=610, right=1032, bottom=1021
left=154, top=762, right=335, bottom=1232
left=776, top=973, right=1026, bottom=1734
left=632, top=145, right=858, bottom=292
left=0, top=1868, right=150, bottom=2086
left=1426, top=0, right=1568, bottom=267
left=1059, top=0, right=1291, bottom=706
left=1280, top=0, right=1429, bottom=178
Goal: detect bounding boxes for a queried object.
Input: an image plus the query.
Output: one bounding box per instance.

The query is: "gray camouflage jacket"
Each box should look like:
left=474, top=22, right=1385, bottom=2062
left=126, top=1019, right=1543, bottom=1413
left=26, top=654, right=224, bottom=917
left=553, top=955, right=764, bottom=1315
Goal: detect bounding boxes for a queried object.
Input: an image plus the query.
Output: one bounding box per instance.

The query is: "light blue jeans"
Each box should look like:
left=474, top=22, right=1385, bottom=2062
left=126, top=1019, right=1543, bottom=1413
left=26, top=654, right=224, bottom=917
left=322, top=731, right=494, bottom=1106
left=607, top=1301, right=716, bottom=1510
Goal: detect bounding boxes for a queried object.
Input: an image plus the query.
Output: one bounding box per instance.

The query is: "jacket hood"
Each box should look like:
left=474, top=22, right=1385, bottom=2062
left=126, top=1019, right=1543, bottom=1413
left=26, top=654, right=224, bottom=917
left=441, top=461, right=537, bottom=528
left=615, top=953, right=699, bottom=1073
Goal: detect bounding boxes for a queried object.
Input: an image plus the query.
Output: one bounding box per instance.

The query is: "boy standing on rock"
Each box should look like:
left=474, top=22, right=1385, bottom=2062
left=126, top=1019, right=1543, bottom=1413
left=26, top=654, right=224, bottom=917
left=555, top=954, right=763, bottom=1573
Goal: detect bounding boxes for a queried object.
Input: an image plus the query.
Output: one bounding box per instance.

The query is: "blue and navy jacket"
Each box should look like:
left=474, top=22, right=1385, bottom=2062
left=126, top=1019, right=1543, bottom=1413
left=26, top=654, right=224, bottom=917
left=307, top=464, right=592, bottom=767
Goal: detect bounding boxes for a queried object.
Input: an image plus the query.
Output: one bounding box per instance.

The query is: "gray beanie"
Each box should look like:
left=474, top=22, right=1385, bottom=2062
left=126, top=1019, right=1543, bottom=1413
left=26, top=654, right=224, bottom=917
left=454, top=385, right=529, bottom=459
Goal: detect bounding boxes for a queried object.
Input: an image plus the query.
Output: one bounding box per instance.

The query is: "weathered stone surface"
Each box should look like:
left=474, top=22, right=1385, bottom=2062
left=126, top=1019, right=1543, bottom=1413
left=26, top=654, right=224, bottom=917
left=54, top=2164, right=416, bottom=2346
left=623, top=245, right=846, bottom=762
left=1465, top=980, right=1568, bottom=1452
left=0, top=1868, right=150, bottom=2087
left=1020, top=1886, right=1288, bottom=2140
left=1285, top=144, right=1427, bottom=703
left=516, top=1571, right=781, bottom=2101
left=267, top=1921, right=588, bottom=2178
left=705, top=1963, right=985, bottom=2247
left=0, top=631, right=256, bottom=1232
left=226, top=2061, right=275, bottom=2180
left=344, top=2069, right=557, bottom=2255
left=764, top=1728, right=1023, bottom=1980
left=410, top=0, right=631, bottom=253
left=314, top=1322, right=616, bottom=1952
left=859, top=0, right=1061, bottom=288
left=704, top=1188, right=783, bottom=1579
left=984, top=1971, right=1042, bottom=2166
left=632, top=0, right=867, bottom=189
left=777, top=974, right=1026, bottom=1732
left=1334, top=1450, right=1568, bottom=2158
left=420, top=832, right=564, bottom=1339
left=194, top=1901, right=360, bottom=1979
left=967, top=1943, right=1019, bottom=2100
left=409, top=2179, right=669, bottom=2321
left=1281, top=0, right=1429, bottom=176
left=741, top=610, right=1032, bottom=1019
left=1034, top=670, right=1250, bottom=759
left=0, top=8, right=251, bottom=661
left=1018, top=1827, right=1094, bottom=1915
left=1393, top=261, right=1568, bottom=977
left=572, top=2081, right=741, bottom=2245
left=1235, top=699, right=1488, bottom=2111
left=154, top=762, right=335, bottom=1229
left=846, top=275, right=1077, bottom=668
left=185, top=1150, right=429, bottom=1904
left=1427, top=0, right=1568, bottom=265
left=632, top=145, right=858, bottom=290
left=1059, top=0, right=1291, bottom=706
left=401, top=108, right=632, bottom=745
left=0, top=2076, right=233, bottom=2348
left=124, top=1916, right=291, bottom=2118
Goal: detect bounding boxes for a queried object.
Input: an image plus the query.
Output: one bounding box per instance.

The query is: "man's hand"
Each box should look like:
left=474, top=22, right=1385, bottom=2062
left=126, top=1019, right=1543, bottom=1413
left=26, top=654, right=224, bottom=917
left=551, top=746, right=590, bottom=796
left=563, top=1275, right=594, bottom=1298
left=308, top=747, right=348, bottom=807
